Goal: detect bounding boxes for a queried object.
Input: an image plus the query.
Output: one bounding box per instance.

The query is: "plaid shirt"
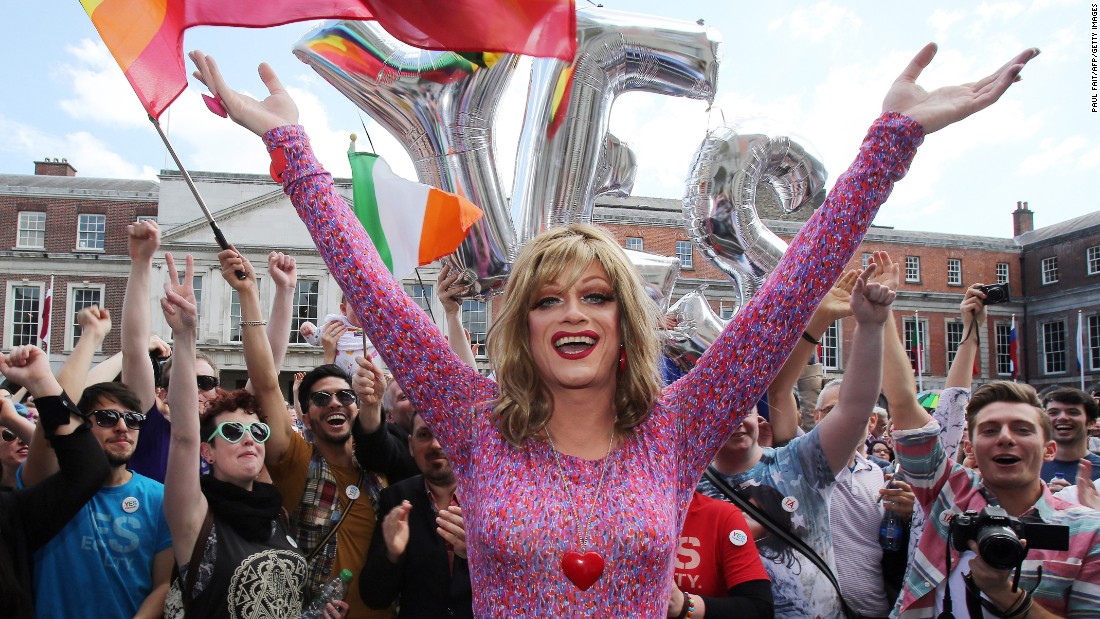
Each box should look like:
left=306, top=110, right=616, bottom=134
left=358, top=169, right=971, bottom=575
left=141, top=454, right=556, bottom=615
left=892, top=420, right=1100, bottom=618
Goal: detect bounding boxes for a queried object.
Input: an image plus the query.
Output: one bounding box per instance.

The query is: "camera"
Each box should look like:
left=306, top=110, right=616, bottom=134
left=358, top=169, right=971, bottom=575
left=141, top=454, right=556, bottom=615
left=976, top=282, right=1011, bottom=305
left=950, top=506, right=1069, bottom=570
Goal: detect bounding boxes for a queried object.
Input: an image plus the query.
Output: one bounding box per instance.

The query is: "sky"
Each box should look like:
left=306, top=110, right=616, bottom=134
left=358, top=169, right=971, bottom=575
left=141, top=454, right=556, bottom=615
left=0, top=0, right=1094, bottom=238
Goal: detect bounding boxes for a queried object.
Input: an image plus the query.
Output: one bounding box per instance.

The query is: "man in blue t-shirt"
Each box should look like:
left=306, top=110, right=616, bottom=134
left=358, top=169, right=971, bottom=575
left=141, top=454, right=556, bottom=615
left=1041, top=387, right=1100, bottom=489
left=19, top=381, right=172, bottom=618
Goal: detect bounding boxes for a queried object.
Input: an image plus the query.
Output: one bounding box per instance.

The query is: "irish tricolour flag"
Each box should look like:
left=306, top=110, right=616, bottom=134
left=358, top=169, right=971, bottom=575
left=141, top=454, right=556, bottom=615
left=349, top=145, right=482, bottom=279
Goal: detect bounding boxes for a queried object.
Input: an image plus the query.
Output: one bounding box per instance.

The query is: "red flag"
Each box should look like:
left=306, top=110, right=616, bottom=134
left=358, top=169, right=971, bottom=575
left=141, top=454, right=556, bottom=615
left=1008, top=316, right=1020, bottom=380
left=39, top=276, right=54, bottom=354
left=82, top=0, right=575, bottom=119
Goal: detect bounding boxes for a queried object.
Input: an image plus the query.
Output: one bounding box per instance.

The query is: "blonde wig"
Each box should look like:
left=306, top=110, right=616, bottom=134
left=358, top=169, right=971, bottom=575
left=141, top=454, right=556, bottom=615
left=488, top=223, right=663, bottom=446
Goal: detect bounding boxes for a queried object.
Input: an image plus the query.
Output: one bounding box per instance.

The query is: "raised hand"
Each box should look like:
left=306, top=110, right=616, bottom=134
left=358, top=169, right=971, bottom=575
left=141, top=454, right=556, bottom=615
left=850, top=264, right=896, bottom=326
left=352, top=356, right=385, bottom=408
left=960, top=284, right=989, bottom=331
left=161, top=253, right=198, bottom=335
left=815, top=269, right=859, bottom=323
left=320, top=321, right=347, bottom=360
left=298, top=322, right=318, bottom=339
left=869, top=251, right=900, bottom=292
left=437, top=263, right=469, bottom=316
left=127, top=219, right=160, bottom=262
left=883, top=43, right=1039, bottom=134
left=217, top=248, right=257, bottom=292
left=382, top=500, right=413, bottom=563
left=148, top=334, right=172, bottom=360
left=1077, top=460, right=1099, bottom=511
left=76, top=306, right=113, bottom=344
left=189, top=50, right=299, bottom=137
left=267, top=251, right=297, bottom=291
left=0, top=346, right=58, bottom=396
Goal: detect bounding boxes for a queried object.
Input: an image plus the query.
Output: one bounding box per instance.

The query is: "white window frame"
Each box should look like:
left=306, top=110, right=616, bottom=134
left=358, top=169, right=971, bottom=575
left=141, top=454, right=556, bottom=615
left=676, top=241, right=694, bottom=270
left=136, top=215, right=158, bottom=224
left=1040, top=319, right=1067, bottom=375
left=996, top=262, right=1010, bottom=285
left=191, top=274, right=204, bottom=328
left=461, top=299, right=489, bottom=358
left=625, top=237, right=644, bottom=251
left=403, top=283, right=434, bottom=315
left=905, top=256, right=921, bottom=283
left=4, top=281, right=45, bottom=350
left=1088, top=246, right=1100, bottom=276
left=290, top=279, right=320, bottom=345
left=1088, top=313, right=1100, bottom=372
left=861, top=253, right=872, bottom=270
left=945, top=320, right=965, bottom=366
left=75, top=213, right=106, bottom=251
left=821, top=320, right=842, bottom=370
left=1041, top=257, right=1058, bottom=285
left=16, top=211, right=46, bottom=249
left=995, top=322, right=1012, bottom=376
left=718, top=301, right=736, bottom=319
left=65, top=283, right=105, bottom=351
left=902, top=317, right=930, bottom=372
left=947, top=258, right=962, bottom=286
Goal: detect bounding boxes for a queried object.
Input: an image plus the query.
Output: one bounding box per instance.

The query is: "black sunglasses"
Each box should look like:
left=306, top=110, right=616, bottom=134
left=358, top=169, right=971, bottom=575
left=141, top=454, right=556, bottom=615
left=309, top=389, right=357, bottom=408
left=87, top=409, right=146, bottom=430
left=197, top=375, right=220, bottom=392
left=1, top=428, right=18, bottom=442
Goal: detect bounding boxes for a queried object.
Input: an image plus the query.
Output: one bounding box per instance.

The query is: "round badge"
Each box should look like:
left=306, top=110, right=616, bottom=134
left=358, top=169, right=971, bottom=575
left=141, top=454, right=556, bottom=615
left=781, top=496, right=799, bottom=513
left=331, top=510, right=341, bottom=522
left=122, top=497, right=140, bottom=514
left=345, top=485, right=361, bottom=501
left=286, top=535, right=298, bottom=548
left=729, top=530, right=749, bottom=547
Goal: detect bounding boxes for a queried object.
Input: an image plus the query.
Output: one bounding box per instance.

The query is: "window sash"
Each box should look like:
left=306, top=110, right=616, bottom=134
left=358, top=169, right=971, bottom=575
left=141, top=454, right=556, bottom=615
left=1089, top=314, right=1100, bottom=371
left=403, top=284, right=433, bottom=314
left=290, top=280, right=320, bottom=344
left=10, top=286, right=41, bottom=347
left=1041, top=321, right=1066, bottom=374
left=996, top=263, right=1010, bottom=284
left=676, top=241, right=693, bottom=269
left=17, top=212, right=46, bottom=248
left=995, top=323, right=1012, bottom=375
left=821, top=320, right=841, bottom=370
left=230, top=279, right=262, bottom=343
left=76, top=214, right=106, bottom=250
left=1088, top=246, right=1100, bottom=276
left=461, top=299, right=488, bottom=350
left=946, top=321, right=965, bottom=365
left=1041, top=257, right=1058, bottom=284
left=70, top=287, right=103, bottom=348
left=902, top=318, right=929, bottom=370
left=905, top=257, right=920, bottom=282
left=625, top=237, right=643, bottom=251
left=947, top=259, right=962, bottom=286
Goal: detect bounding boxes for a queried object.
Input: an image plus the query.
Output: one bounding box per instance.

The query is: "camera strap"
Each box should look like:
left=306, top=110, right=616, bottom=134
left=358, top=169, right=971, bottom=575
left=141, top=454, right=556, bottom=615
left=703, top=466, right=867, bottom=619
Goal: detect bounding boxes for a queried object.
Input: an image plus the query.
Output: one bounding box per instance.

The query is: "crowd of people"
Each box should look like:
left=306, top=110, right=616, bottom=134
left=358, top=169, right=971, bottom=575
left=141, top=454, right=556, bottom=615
left=2, top=41, right=1098, bottom=619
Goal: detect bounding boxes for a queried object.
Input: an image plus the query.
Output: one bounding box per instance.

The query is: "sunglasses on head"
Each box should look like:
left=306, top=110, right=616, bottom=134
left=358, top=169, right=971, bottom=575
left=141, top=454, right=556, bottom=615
left=309, top=389, right=357, bottom=408
left=88, top=409, right=146, bottom=430
left=197, top=375, right=220, bottom=392
left=207, top=421, right=271, bottom=444
left=2, top=428, right=19, bottom=443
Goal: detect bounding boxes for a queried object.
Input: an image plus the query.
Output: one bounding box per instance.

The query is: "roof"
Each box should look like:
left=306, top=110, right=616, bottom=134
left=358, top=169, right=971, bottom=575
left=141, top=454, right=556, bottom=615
left=0, top=173, right=159, bottom=200
left=1015, top=210, right=1100, bottom=246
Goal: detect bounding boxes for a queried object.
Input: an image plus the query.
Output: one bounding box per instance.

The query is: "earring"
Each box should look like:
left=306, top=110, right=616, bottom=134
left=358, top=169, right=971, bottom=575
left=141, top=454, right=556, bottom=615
left=618, top=345, right=626, bottom=373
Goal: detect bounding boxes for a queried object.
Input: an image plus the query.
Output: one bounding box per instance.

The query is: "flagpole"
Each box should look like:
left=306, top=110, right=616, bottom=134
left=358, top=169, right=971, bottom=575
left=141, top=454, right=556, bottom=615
left=915, top=311, right=924, bottom=392
left=148, top=115, right=245, bottom=280
left=1079, top=310, right=1086, bottom=391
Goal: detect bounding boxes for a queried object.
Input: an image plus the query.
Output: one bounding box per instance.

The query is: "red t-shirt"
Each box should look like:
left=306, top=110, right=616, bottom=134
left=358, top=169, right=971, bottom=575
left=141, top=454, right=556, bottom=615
left=673, top=492, right=770, bottom=596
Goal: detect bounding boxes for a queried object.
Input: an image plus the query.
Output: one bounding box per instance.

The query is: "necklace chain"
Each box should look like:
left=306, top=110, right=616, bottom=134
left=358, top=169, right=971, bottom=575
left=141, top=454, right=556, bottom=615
left=544, top=427, right=615, bottom=552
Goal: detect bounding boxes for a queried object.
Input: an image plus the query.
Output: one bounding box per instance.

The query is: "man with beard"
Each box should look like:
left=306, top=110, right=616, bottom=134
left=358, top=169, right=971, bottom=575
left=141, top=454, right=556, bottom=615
left=1040, top=387, right=1100, bottom=489
left=18, top=380, right=173, bottom=618
left=362, top=410, right=470, bottom=618
left=267, top=363, right=390, bottom=618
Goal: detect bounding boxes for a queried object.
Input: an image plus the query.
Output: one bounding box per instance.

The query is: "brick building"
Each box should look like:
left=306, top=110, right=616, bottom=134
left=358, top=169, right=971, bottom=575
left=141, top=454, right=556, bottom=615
left=2, top=159, right=1097, bottom=393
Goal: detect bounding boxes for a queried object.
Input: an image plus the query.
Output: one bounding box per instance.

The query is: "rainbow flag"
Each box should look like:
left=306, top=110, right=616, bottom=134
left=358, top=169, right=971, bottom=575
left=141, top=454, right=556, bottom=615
left=80, top=0, right=576, bottom=119
left=348, top=146, right=482, bottom=279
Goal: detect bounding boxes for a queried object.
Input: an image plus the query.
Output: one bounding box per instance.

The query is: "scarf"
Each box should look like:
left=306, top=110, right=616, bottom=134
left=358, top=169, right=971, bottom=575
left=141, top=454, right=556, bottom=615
left=199, top=475, right=283, bottom=543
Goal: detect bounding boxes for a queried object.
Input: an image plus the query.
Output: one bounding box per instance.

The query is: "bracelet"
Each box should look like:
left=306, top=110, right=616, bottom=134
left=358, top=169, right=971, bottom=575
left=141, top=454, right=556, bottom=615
left=801, top=331, right=820, bottom=345
left=239, top=320, right=268, bottom=327
left=1001, top=589, right=1032, bottom=619
left=675, top=593, right=695, bottom=619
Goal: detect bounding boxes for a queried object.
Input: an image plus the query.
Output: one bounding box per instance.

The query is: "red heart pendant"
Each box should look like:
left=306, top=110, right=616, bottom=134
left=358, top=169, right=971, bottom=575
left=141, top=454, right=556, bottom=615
left=561, top=551, right=605, bottom=591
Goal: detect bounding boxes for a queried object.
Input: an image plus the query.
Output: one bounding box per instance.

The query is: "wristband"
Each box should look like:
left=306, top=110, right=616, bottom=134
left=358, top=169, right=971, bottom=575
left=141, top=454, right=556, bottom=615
left=802, top=331, right=820, bottom=345
left=675, top=592, right=695, bottom=619
left=239, top=320, right=268, bottom=326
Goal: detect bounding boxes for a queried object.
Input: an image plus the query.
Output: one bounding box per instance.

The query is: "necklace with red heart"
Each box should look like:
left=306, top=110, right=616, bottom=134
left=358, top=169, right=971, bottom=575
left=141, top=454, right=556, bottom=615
left=544, top=427, right=616, bottom=591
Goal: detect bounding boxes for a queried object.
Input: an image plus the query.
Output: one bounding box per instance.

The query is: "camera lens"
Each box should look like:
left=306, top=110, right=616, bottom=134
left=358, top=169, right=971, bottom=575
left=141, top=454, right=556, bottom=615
left=977, top=526, right=1027, bottom=570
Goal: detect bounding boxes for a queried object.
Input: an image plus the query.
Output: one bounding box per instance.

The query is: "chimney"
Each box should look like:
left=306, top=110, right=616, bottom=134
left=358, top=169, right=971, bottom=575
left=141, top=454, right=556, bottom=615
left=1012, top=200, right=1033, bottom=236
left=34, top=157, right=77, bottom=177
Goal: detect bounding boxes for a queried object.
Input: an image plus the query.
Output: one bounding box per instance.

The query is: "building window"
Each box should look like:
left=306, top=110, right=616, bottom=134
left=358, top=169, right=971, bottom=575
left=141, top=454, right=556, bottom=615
left=861, top=253, right=872, bottom=270
left=6, top=284, right=42, bottom=348
left=1089, top=314, right=1100, bottom=371
left=946, top=321, right=966, bottom=366
left=625, top=237, right=643, bottom=251
left=905, top=256, right=921, bottom=283
left=995, top=322, right=1012, bottom=376
left=1088, top=246, right=1100, bottom=276
left=902, top=317, right=929, bottom=372
left=192, top=275, right=203, bottom=327
left=996, top=262, right=1010, bottom=285
left=1040, top=320, right=1066, bottom=374
left=136, top=215, right=157, bottom=223
left=947, top=259, right=962, bottom=286
left=229, top=279, right=262, bottom=343
left=16, top=212, right=46, bottom=249
left=718, top=301, right=736, bottom=319
left=1041, top=257, right=1058, bottom=285
left=76, top=214, right=106, bottom=251
left=404, top=284, right=433, bottom=314
left=676, top=241, right=694, bottom=269
left=461, top=299, right=488, bottom=354
left=821, top=320, right=841, bottom=370
left=290, top=280, right=320, bottom=344
left=68, top=286, right=103, bottom=349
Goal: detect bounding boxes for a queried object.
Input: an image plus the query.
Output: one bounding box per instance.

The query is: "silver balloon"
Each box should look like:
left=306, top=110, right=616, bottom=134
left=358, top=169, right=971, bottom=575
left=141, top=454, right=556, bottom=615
left=511, top=7, right=721, bottom=244
left=624, top=249, right=679, bottom=312
left=683, top=123, right=827, bottom=305
left=593, top=133, right=637, bottom=198
left=294, top=22, right=517, bottom=299
left=662, top=286, right=728, bottom=373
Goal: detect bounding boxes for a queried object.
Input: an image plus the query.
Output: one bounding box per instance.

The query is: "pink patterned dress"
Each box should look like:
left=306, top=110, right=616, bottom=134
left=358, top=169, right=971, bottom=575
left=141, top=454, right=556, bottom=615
left=266, top=112, right=924, bottom=617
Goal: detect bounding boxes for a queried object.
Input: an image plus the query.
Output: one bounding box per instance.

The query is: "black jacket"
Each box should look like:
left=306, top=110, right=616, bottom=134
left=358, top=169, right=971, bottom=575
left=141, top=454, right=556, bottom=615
left=361, top=474, right=472, bottom=618
left=354, top=421, right=419, bottom=483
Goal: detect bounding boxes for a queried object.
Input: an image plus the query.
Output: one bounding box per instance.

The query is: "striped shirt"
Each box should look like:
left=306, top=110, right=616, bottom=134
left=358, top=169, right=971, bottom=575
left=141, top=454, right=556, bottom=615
left=892, top=420, right=1100, bottom=618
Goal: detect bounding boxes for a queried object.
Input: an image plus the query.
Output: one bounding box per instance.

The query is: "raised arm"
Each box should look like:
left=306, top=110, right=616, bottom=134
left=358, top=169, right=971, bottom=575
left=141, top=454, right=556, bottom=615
left=0, top=392, right=36, bottom=444
left=945, top=285, right=987, bottom=389
left=23, top=306, right=111, bottom=485
left=437, top=263, right=478, bottom=369
left=816, top=267, right=894, bottom=474
left=218, top=248, right=291, bottom=462
left=159, top=252, right=208, bottom=567
left=264, top=251, right=296, bottom=373
left=121, top=220, right=160, bottom=411
left=85, top=350, right=123, bottom=386
left=768, top=270, right=857, bottom=445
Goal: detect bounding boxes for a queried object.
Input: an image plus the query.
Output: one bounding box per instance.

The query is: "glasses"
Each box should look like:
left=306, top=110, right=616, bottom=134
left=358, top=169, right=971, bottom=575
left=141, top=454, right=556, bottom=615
left=207, top=421, right=271, bottom=444
left=2, top=428, right=18, bottom=442
left=88, top=409, right=146, bottom=430
left=309, top=390, right=357, bottom=408
left=197, top=375, right=220, bottom=392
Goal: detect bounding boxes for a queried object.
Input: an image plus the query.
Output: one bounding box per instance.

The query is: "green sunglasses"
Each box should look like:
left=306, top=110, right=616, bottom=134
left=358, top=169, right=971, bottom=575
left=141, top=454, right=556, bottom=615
left=206, top=421, right=271, bottom=444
